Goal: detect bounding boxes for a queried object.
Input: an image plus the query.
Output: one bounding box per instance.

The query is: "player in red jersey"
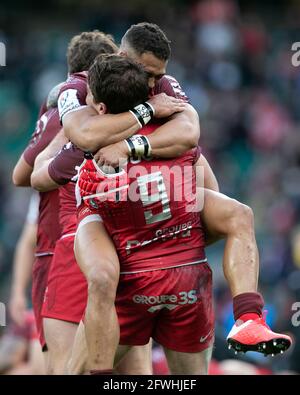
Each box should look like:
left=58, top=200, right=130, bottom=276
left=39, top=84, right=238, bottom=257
left=32, top=55, right=212, bottom=374
left=71, top=55, right=211, bottom=374
left=29, top=31, right=185, bottom=374
left=61, top=23, right=291, bottom=363
left=33, top=27, right=291, bottom=373
left=30, top=54, right=282, bottom=373
left=74, top=54, right=289, bottom=373
left=32, top=82, right=196, bottom=375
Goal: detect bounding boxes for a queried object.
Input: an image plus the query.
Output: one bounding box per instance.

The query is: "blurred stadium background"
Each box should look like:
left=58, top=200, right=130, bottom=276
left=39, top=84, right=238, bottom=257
left=0, top=0, right=300, bottom=374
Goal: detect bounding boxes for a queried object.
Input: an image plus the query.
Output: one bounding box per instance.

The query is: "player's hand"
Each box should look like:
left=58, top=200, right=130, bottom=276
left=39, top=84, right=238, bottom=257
left=148, top=93, right=186, bottom=118
left=94, top=141, right=129, bottom=169
left=9, top=292, right=27, bottom=327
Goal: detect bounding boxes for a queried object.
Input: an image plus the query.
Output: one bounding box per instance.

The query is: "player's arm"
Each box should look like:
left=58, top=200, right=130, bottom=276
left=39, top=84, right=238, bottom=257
left=9, top=216, right=37, bottom=326
left=30, top=129, right=67, bottom=192
left=12, top=109, right=55, bottom=187
left=94, top=104, right=200, bottom=167
left=12, top=156, right=33, bottom=187
left=62, top=93, right=185, bottom=152
left=194, top=154, right=219, bottom=192
left=147, top=104, right=199, bottom=157
left=147, top=75, right=199, bottom=156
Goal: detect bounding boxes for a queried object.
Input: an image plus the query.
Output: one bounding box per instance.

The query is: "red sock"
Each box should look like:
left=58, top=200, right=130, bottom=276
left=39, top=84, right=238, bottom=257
left=233, top=292, right=264, bottom=322
left=90, top=369, right=114, bottom=375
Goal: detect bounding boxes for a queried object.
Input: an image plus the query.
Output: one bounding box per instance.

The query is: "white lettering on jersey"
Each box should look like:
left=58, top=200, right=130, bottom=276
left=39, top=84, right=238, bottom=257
left=58, top=89, right=86, bottom=121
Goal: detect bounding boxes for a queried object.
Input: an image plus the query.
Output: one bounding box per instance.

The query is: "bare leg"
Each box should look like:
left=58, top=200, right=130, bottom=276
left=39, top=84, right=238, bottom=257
left=68, top=322, right=152, bottom=375
left=67, top=320, right=89, bottom=374
left=202, top=189, right=259, bottom=297
left=74, top=221, right=120, bottom=371
left=115, top=341, right=153, bottom=375
left=28, top=339, right=46, bottom=375
left=43, top=318, right=78, bottom=374
left=164, top=346, right=213, bottom=375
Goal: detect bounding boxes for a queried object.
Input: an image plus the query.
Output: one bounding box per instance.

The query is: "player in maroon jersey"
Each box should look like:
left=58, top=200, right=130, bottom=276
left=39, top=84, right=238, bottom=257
left=12, top=85, right=63, bottom=357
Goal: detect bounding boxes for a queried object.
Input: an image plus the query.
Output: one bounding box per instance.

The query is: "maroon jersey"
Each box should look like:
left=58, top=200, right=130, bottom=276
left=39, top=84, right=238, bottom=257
left=57, top=72, right=87, bottom=122
left=22, top=107, right=62, bottom=255
left=23, top=108, right=60, bottom=167
left=152, top=74, right=189, bottom=102
left=78, top=124, right=206, bottom=273
left=57, top=72, right=188, bottom=122
left=48, top=142, right=84, bottom=235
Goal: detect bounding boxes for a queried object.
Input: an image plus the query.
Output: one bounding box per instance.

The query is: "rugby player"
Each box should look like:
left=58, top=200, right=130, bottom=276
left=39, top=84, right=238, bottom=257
left=58, top=23, right=291, bottom=365
left=32, top=24, right=291, bottom=374
left=12, top=83, right=63, bottom=372
left=13, top=31, right=164, bottom=374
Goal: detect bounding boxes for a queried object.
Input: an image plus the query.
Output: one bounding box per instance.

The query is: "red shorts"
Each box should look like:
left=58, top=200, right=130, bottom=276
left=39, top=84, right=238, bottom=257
left=32, top=255, right=53, bottom=348
left=116, top=262, right=214, bottom=353
left=41, top=235, right=87, bottom=325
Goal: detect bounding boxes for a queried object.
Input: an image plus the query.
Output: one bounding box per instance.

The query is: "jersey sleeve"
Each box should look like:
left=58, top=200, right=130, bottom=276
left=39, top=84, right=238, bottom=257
left=37, top=100, right=48, bottom=118
left=23, top=108, right=61, bottom=167
left=48, top=142, right=85, bottom=185
left=57, top=75, right=88, bottom=122
left=155, top=75, right=189, bottom=102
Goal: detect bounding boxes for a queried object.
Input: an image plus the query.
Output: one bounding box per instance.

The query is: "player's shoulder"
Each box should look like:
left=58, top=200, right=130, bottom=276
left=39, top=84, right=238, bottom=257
left=59, top=71, right=87, bottom=94
left=65, top=71, right=87, bottom=84
left=58, top=72, right=88, bottom=120
left=154, top=75, right=188, bottom=101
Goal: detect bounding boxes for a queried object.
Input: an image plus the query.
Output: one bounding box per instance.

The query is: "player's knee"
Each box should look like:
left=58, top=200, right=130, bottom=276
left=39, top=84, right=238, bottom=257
left=86, top=264, right=118, bottom=301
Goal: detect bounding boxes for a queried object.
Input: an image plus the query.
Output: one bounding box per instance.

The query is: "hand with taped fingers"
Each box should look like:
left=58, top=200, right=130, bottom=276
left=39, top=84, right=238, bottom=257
left=94, top=140, right=130, bottom=170
left=148, top=93, right=186, bottom=118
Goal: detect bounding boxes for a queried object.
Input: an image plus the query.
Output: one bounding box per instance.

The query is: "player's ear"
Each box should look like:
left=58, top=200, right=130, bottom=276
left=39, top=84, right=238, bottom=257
left=97, top=102, right=108, bottom=115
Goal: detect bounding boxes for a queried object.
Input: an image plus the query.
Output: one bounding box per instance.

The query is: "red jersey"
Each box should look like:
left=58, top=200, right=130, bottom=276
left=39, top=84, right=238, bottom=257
left=52, top=72, right=189, bottom=236
left=23, top=107, right=62, bottom=255
left=78, top=124, right=206, bottom=273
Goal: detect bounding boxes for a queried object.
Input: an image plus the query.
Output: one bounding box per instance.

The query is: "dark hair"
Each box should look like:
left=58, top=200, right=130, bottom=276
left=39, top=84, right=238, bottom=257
left=88, top=54, right=149, bottom=114
left=122, top=22, right=171, bottom=61
left=67, top=30, right=118, bottom=74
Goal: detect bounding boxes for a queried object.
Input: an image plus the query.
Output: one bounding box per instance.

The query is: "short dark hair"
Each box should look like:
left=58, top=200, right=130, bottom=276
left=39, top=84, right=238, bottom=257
left=122, top=22, right=171, bottom=61
left=88, top=54, right=149, bottom=114
left=67, top=30, right=118, bottom=74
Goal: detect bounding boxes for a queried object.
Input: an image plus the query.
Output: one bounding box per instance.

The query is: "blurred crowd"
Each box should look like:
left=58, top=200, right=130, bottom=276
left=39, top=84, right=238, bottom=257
left=0, top=0, right=299, bottom=374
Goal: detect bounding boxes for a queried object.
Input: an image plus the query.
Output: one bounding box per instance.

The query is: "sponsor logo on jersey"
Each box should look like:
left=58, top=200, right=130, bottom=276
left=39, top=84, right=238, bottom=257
left=58, top=89, right=82, bottom=121
left=126, top=222, right=193, bottom=255
left=133, top=290, right=198, bottom=311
